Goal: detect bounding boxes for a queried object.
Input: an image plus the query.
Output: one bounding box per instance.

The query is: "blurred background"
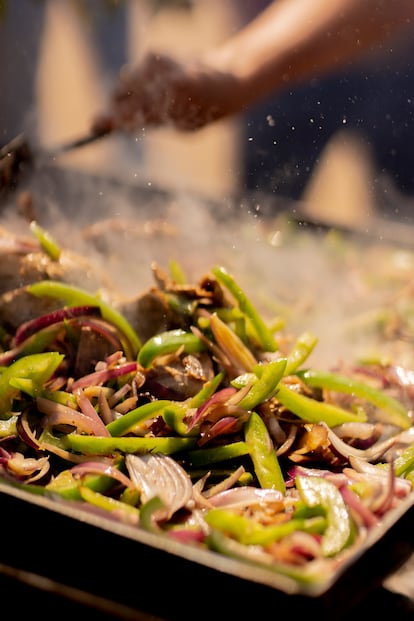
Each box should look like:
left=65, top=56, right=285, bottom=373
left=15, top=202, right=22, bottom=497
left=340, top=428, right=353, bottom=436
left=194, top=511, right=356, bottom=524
left=1, top=0, right=414, bottom=227
left=1, top=3, right=414, bottom=613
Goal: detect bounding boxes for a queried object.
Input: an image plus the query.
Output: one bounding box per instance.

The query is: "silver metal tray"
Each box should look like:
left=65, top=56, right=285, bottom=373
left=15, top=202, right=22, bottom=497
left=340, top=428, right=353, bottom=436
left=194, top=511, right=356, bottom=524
left=1, top=164, right=414, bottom=618
left=1, top=479, right=414, bottom=620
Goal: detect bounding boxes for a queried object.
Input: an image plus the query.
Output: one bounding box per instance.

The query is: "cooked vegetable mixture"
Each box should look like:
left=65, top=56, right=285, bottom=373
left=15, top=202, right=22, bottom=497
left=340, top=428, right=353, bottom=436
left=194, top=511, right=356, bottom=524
left=0, top=222, right=414, bottom=588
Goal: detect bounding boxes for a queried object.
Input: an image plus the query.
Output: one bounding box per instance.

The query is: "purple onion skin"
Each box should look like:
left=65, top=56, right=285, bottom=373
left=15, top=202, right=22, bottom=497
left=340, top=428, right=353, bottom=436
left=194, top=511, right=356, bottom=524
left=14, top=306, right=102, bottom=346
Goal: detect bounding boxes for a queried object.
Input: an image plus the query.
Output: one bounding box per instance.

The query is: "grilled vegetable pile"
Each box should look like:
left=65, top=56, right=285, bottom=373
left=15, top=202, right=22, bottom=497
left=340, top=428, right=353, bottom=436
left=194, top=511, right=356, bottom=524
left=0, top=222, right=414, bottom=588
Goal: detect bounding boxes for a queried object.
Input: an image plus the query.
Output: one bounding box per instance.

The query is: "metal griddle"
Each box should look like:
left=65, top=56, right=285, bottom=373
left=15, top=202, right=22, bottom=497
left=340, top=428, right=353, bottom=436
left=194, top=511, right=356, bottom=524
left=1, top=161, right=414, bottom=619
left=0, top=481, right=413, bottom=620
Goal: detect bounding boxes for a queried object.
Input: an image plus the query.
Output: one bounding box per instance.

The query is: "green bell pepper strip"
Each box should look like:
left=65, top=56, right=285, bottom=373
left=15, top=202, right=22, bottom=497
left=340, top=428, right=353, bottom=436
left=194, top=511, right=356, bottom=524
left=137, top=329, right=205, bottom=369
left=27, top=281, right=141, bottom=358
left=284, top=332, right=318, bottom=376
left=42, top=389, right=78, bottom=409
left=205, top=508, right=326, bottom=546
left=296, top=369, right=411, bottom=430
left=0, top=351, right=64, bottom=417
left=46, top=461, right=124, bottom=500
left=162, top=403, right=199, bottom=437
left=244, top=411, right=285, bottom=494
left=168, top=258, right=188, bottom=284
left=188, top=372, right=225, bottom=408
left=0, top=477, right=47, bottom=496
left=205, top=529, right=329, bottom=586
left=188, top=469, right=253, bottom=486
left=63, top=434, right=197, bottom=456
left=78, top=485, right=140, bottom=522
left=237, top=359, right=287, bottom=411
left=106, top=400, right=171, bottom=437
left=0, top=415, right=18, bottom=437
left=166, top=293, right=197, bottom=318
left=215, top=307, right=248, bottom=343
left=291, top=500, right=326, bottom=520
left=120, top=486, right=140, bottom=506
left=139, top=496, right=166, bottom=533
left=275, top=382, right=368, bottom=427
left=161, top=373, right=225, bottom=436
left=404, top=471, right=414, bottom=485
left=230, top=372, right=256, bottom=390
left=10, top=377, right=79, bottom=409
left=9, top=378, right=40, bottom=399
left=8, top=324, right=63, bottom=359
left=187, top=441, right=251, bottom=467
left=296, top=475, right=352, bottom=557
left=393, top=443, right=414, bottom=477
left=30, top=220, right=61, bottom=261
left=212, top=266, right=278, bottom=352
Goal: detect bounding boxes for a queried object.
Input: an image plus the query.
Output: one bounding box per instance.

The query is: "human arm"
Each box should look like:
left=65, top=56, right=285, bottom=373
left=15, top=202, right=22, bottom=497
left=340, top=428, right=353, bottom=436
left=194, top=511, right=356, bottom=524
left=93, top=0, right=414, bottom=133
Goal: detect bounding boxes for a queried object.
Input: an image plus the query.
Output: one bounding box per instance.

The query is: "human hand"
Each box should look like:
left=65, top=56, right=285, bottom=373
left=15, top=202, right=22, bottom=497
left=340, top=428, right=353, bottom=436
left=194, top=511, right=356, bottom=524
left=92, top=51, right=240, bottom=134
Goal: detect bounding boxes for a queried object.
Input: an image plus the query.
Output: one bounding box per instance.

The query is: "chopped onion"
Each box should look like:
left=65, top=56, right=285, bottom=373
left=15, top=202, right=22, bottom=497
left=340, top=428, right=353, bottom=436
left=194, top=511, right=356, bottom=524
left=70, top=361, right=138, bottom=391
left=14, top=306, right=102, bottom=346
left=37, top=396, right=109, bottom=436
left=207, top=486, right=284, bottom=510
left=126, top=453, right=193, bottom=520
left=70, top=459, right=135, bottom=489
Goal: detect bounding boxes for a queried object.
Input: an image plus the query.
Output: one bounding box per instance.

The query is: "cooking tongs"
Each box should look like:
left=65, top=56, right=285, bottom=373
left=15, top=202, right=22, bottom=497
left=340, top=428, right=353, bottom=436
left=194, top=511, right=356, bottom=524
left=0, top=125, right=112, bottom=195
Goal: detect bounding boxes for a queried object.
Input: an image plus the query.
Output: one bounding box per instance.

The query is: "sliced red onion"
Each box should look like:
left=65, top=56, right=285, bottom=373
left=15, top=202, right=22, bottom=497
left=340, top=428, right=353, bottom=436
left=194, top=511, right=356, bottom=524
left=0, top=346, right=24, bottom=367
left=97, top=389, right=115, bottom=425
left=286, top=464, right=350, bottom=488
left=70, top=361, right=139, bottom=391
left=168, top=529, right=206, bottom=544
left=105, top=350, right=125, bottom=367
left=190, top=325, right=233, bottom=375
left=371, top=461, right=396, bottom=515
left=284, top=530, right=324, bottom=563
left=276, top=424, right=299, bottom=457
left=347, top=455, right=412, bottom=496
left=72, top=318, right=125, bottom=351
left=113, top=395, right=138, bottom=415
left=203, top=465, right=246, bottom=498
left=70, top=459, right=135, bottom=489
left=108, top=383, right=132, bottom=407
left=339, top=485, right=378, bottom=528
left=207, top=486, right=284, bottom=509
left=14, top=305, right=102, bottom=346
left=198, top=415, right=243, bottom=447
left=125, top=453, right=193, bottom=520
left=392, top=425, right=414, bottom=447
left=346, top=460, right=397, bottom=516
left=17, top=410, right=41, bottom=449
left=37, top=396, right=109, bottom=436
left=320, top=421, right=397, bottom=462
left=74, top=388, right=111, bottom=437
left=0, top=236, right=39, bottom=253
left=37, top=439, right=87, bottom=464
left=0, top=446, right=12, bottom=460
left=262, top=410, right=288, bottom=445
left=344, top=465, right=409, bottom=518
left=333, top=422, right=378, bottom=441
left=187, top=386, right=237, bottom=431
left=6, top=452, right=50, bottom=482
left=387, top=365, right=414, bottom=387
left=18, top=410, right=93, bottom=463
left=192, top=474, right=213, bottom=509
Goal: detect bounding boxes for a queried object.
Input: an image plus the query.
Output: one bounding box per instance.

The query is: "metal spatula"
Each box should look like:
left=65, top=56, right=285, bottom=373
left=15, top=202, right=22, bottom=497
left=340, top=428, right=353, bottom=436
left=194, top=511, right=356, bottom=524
left=0, top=125, right=112, bottom=195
